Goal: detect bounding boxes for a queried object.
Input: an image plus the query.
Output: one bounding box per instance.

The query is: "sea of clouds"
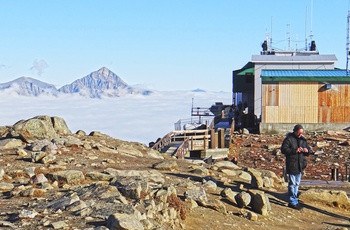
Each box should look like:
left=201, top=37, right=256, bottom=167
left=0, top=90, right=231, bottom=145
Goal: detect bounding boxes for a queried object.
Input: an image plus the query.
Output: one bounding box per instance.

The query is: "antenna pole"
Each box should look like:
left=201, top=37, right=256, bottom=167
left=310, top=0, right=313, bottom=42
left=305, top=6, right=308, bottom=50
left=287, top=24, right=291, bottom=50
left=270, top=16, right=273, bottom=50
left=347, top=10, right=350, bottom=75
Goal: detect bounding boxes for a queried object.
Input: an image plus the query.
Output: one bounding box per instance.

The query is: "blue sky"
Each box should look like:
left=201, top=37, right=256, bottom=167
left=0, top=0, right=349, bottom=92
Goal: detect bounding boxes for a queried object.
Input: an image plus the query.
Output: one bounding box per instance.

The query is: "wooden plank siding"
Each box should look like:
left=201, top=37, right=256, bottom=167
left=318, top=83, right=350, bottom=123
left=261, top=82, right=350, bottom=123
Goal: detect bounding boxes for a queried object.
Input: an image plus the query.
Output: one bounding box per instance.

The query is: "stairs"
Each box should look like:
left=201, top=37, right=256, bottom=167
left=160, top=141, right=183, bottom=156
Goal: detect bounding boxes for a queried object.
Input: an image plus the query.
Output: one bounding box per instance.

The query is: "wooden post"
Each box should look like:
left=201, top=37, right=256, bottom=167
left=218, top=129, right=225, bottom=148
left=210, top=129, right=216, bottom=149
left=203, top=131, right=208, bottom=149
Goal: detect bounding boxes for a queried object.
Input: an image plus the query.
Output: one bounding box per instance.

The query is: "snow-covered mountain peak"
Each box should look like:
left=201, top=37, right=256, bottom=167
left=0, top=67, right=152, bottom=98
left=0, top=76, right=59, bottom=96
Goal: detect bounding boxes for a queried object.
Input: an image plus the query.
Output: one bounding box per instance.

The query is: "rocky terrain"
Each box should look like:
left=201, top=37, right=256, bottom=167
left=0, top=115, right=349, bottom=230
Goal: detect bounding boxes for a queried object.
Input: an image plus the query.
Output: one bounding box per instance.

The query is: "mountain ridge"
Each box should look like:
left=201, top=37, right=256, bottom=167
left=0, top=76, right=59, bottom=96
left=0, top=67, right=152, bottom=98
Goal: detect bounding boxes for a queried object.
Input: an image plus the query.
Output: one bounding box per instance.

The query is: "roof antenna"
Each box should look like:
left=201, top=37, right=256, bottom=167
left=287, top=24, right=291, bottom=50
left=309, top=0, right=313, bottom=42
left=305, top=6, right=308, bottom=51
left=347, top=10, right=350, bottom=75
left=270, top=16, right=273, bottom=51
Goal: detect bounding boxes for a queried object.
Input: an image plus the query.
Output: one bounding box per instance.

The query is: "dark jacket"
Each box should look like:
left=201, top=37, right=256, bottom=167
left=281, top=132, right=312, bottom=174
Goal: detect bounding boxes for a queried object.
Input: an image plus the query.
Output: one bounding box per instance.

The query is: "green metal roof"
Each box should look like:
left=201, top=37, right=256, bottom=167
left=236, top=67, right=254, bottom=76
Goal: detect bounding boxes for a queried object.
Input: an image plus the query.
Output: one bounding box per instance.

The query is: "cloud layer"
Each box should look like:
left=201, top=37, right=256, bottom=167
left=0, top=90, right=231, bottom=144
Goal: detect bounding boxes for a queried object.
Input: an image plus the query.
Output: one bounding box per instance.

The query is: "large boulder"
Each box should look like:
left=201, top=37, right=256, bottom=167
left=0, top=139, right=23, bottom=150
left=299, top=189, right=350, bottom=207
left=10, top=116, right=71, bottom=142
left=51, top=116, right=72, bottom=135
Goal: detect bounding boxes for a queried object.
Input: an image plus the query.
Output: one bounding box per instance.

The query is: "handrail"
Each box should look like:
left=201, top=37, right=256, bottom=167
left=174, top=137, right=189, bottom=159
left=151, top=129, right=211, bottom=158
left=151, top=131, right=175, bottom=152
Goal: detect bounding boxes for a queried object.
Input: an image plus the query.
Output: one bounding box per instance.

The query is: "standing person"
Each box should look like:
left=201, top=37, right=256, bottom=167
left=281, top=124, right=313, bottom=210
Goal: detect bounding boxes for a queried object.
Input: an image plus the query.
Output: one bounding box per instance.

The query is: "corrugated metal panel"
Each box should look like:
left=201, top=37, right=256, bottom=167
left=262, top=69, right=347, bottom=77
left=261, top=70, right=350, bottom=82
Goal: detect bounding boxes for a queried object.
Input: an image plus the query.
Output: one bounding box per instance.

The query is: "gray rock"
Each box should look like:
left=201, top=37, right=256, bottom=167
left=248, top=168, right=263, bottom=188
left=51, top=116, right=72, bottom=135
left=0, top=182, right=14, bottom=191
left=299, top=189, right=350, bottom=207
left=41, top=154, right=57, bottom=164
left=48, top=193, right=80, bottom=211
left=28, top=139, right=52, bottom=151
left=235, top=191, right=251, bottom=208
left=66, top=200, right=88, bottom=212
left=75, top=129, right=86, bottom=137
left=214, top=161, right=240, bottom=170
left=220, top=169, right=240, bottom=177
left=248, top=190, right=270, bottom=216
left=184, top=186, right=207, bottom=203
left=202, top=180, right=217, bottom=192
left=16, top=148, right=28, bottom=156
left=198, top=198, right=227, bottom=214
left=152, top=160, right=178, bottom=171
left=86, top=171, right=113, bottom=181
left=89, top=131, right=104, bottom=137
left=239, top=209, right=258, bottom=221
left=0, top=221, right=16, bottom=228
left=106, top=213, right=144, bottom=230
left=117, top=143, right=145, bottom=157
left=0, top=168, right=4, bottom=181
left=51, top=220, right=68, bottom=229
left=220, top=188, right=238, bottom=205
left=19, top=209, right=39, bottom=219
left=190, top=165, right=209, bottom=175
left=31, top=151, right=47, bottom=163
left=262, top=177, right=273, bottom=188
left=24, top=167, right=36, bottom=178
left=30, top=173, right=48, bottom=184
left=58, top=135, right=83, bottom=147
left=146, top=149, right=164, bottom=159
left=112, top=176, right=149, bottom=200
left=104, top=169, right=165, bottom=184
left=47, top=170, right=85, bottom=185
left=0, top=138, right=23, bottom=150
left=239, top=171, right=253, bottom=181
left=12, top=115, right=60, bottom=142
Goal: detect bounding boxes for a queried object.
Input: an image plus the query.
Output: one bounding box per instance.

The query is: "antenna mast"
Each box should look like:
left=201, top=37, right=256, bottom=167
left=270, top=16, right=273, bottom=50
left=309, top=0, right=313, bottom=42
left=305, top=7, right=308, bottom=51
left=347, top=10, right=350, bottom=75
left=287, top=24, right=291, bottom=50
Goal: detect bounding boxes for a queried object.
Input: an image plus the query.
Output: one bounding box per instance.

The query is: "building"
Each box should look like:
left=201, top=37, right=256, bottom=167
left=232, top=41, right=350, bottom=134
